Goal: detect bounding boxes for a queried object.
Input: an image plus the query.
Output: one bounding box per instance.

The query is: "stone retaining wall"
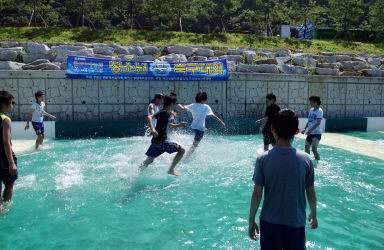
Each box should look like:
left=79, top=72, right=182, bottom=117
left=0, top=71, right=383, bottom=121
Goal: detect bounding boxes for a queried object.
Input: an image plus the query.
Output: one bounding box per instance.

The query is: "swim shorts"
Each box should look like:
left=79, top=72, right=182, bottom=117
left=32, top=122, right=44, bottom=136
left=145, top=140, right=182, bottom=158
left=306, top=134, right=321, bottom=144
left=193, top=129, right=205, bottom=142
left=0, top=152, right=18, bottom=185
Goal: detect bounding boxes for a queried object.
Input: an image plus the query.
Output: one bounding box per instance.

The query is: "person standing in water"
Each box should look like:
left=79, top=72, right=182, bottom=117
left=177, top=91, right=225, bottom=157
left=249, top=109, right=318, bottom=249
left=24, top=91, right=56, bottom=149
left=301, top=96, right=323, bottom=161
left=255, top=93, right=280, bottom=151
left=140, top=95, right=186, bottom=176
left=0, top=91, right=18, bottom=212
left=147, top=93, right=164, bottom=128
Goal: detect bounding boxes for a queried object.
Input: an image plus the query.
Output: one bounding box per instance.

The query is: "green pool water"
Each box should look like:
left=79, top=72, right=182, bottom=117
left=1, top=132, right=383, bottom=249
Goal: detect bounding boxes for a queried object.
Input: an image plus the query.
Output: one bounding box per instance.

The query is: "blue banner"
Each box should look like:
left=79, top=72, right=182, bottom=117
left=66, top=56, right=228, bottom=81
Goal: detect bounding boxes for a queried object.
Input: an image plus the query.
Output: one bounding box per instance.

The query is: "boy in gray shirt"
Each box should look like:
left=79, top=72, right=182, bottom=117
left=248, top=109, right=318, bottom=249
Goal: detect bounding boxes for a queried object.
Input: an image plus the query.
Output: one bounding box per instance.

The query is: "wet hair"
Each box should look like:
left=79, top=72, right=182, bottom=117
left=150, top=93, right=164, bottom=104
left=309, top=95, right=321, bottom=105
left=272, top=109, right=299, bottom=140
left=0, top=90, right=14, bottom=106
left=195, top=91, right=208, bottom=103
left=35, top=90, right=45, bottom=101
left=266, top=93, right=276, bottom=101
left=169, top=92, right=177, bottom=97
left=163, top=95, right=177, bottom=107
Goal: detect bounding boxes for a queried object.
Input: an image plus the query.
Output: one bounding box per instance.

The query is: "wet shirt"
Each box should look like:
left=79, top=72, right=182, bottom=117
left=185, top=103, right=214, bottom=132
left=151, top=109, right=170, bottom=144
left=253, top=147, right=314, bottom=228
left=264, top=104, right=280, bottom=132
left=308, top=107, right=323, bottom=135
left=0, top=113, right=13, bottom=163
left=31, top=101, right=45, bottom=123
left=148, top=103, right=160, bottom=128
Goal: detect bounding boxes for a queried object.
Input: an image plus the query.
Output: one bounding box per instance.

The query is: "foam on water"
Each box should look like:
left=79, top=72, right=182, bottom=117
left=1, top=132, right=383, bottom=249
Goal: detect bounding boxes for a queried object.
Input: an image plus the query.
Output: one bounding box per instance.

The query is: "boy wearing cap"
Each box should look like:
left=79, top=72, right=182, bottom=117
left=148, top=93, right=164, bottom=128
left=24, top=91, right=56, bottom=149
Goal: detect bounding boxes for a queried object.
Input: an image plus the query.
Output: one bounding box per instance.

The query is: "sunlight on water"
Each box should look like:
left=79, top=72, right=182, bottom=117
left=1, top=132, right=383, bottom=249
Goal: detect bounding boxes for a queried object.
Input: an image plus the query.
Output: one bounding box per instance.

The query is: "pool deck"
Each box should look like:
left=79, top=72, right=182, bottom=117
left=12, top=140, right=38, bottom=155
left=296, top=133, right=384, bottom=161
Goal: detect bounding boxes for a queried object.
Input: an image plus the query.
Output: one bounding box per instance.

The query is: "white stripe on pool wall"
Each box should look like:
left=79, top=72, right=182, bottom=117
left=366, top=117, right=384, bottom=132
left=11, top=121, right=55, bottom=139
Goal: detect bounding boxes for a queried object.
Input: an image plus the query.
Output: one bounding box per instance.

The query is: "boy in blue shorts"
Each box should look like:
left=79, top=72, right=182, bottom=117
left=24, top=91, right=56, bottom=149
left=249, top=109, right=318, bottom=249
left=301, top=96, right=323, bottom=161
left=177, top=91, right=225, bottom=156
left=140, top=95, right=187, bottom=176
left=0, top=91, right=18, bottom=212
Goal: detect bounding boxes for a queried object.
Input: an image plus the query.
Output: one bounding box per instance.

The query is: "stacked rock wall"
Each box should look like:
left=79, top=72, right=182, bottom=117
left=0, top=41, right=383, bottom=77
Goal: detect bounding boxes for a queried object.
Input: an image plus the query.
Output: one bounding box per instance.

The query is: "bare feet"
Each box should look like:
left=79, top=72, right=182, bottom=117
left=168, top=170, right=180, bottom=176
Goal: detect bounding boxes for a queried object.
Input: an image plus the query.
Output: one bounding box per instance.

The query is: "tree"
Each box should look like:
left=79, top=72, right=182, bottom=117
left=329, top=0, right=364, bottom=37
left=288, top=0, right=327, bottom=39
left=214, top=0, right=241, bottom=32
left=254, top=0, right=285, bottom=36
left=149, top=0, right=198, bottom=32
left=114, top=0, right=147, bottom=29
left=369, top=0, right=384, bottom=31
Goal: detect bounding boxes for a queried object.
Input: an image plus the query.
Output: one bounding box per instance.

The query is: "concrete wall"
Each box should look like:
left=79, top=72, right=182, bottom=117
left=11, top=121, right=55, bottom=139
left=0, top=71, right=383, bottom=121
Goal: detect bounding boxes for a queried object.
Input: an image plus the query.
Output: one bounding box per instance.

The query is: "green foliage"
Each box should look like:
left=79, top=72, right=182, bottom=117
left=329, top=0, right=364, bottom=32
left=0, top=27, right=383, bottom=55
left=369, top=0, right=384, bottom=31
left=0, top=0, right=378, bottom=42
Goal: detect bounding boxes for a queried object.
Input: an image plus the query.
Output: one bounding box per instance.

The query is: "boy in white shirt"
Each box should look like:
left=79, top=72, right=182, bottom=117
left=24, top=91, right=56, bottom=149
left=147, top=93, right=164, bottom=128
left=178, top=91, right=225, bottom=156
left=301, top=96, right=323, bottom=161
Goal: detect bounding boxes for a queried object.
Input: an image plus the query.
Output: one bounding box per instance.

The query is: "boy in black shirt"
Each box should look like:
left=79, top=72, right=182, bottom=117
left=255, top=93, right=281, bottom=151
left=139, top=95, right=186, bottom=176
left=0, top=91, right=17, bottom=212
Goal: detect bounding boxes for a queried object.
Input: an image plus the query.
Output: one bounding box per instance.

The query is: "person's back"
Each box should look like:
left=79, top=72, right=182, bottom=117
left=248, top=109, right=317, bottom=250
left=254, top=147, right=313, bottom=228
left=177, top=92, right=225, bottom=156
left=187, top=103, right=212, bottom=132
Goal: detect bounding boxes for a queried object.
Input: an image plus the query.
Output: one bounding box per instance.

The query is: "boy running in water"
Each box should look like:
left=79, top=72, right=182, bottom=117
left=147, top=93, right=164, bottom=128
left=177, top=91, right=225, bottom=156
left=0, top=91, right=17, bottom=212
left=255, top=93, right=280, bottom=151
left=140, top=95, right=186, bottom=176
left=301, top=96, right=323, bottom=161
left=24, top=91, right=56, bottom=149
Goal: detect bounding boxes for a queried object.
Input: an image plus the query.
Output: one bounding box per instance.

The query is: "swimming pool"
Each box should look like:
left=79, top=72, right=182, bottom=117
left=1, top=132, right=383, bottom=249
